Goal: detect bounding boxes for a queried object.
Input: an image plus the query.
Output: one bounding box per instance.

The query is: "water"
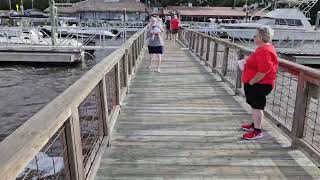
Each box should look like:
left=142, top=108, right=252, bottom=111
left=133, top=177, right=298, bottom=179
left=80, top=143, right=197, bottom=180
left=0, top=40, right=124, bottom=142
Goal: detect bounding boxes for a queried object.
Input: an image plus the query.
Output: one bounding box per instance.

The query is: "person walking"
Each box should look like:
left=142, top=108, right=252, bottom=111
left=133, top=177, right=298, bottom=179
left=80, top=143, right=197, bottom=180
left=170, top=15, right=180, bottom=43
left=240, top=26, right=279, bottom=140
left=148, top=17, right=164, bottom=73
left=165, top=16, right=172, bottom=40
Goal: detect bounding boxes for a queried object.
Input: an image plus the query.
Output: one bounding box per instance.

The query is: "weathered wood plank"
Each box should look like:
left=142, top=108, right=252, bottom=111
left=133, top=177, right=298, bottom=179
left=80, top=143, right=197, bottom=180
left=96, top=164, right=320, bottom=178
left=95, top=40, right=320, bottom=179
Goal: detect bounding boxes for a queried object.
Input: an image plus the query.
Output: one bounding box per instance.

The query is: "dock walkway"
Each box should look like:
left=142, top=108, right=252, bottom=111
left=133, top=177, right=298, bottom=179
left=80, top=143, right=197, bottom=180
left=95, top=40, right=320, bottom=179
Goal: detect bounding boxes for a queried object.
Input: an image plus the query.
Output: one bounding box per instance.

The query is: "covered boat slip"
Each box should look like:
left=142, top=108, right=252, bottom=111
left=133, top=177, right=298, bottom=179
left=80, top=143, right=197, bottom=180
left=95, top=40, right=320, bottom=179
left=1, top=28, right=320, bottom=180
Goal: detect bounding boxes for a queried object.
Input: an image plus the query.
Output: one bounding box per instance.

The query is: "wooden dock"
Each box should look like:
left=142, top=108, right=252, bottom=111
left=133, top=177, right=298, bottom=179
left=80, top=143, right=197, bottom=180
left=95, top=40, right=320, bottom=179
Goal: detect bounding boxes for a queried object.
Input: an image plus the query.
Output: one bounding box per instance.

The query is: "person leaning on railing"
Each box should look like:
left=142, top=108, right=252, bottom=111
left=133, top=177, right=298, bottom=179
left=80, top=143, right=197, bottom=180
left=240, top=26, right=279, bottom=140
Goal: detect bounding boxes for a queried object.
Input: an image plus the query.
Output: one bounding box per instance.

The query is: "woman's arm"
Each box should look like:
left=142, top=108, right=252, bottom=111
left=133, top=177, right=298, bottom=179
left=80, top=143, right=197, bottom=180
left=160, top=25, right=164, bottom=32
left=249, top=72, right=266, bottom=85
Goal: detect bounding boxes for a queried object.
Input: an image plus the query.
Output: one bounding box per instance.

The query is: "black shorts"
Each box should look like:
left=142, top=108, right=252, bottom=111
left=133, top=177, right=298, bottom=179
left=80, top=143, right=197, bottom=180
left=171, top=29, right=179, bottom=34
left=244, top=83, right=273, bottom=110
left=148, top=46, right=163, bottom=54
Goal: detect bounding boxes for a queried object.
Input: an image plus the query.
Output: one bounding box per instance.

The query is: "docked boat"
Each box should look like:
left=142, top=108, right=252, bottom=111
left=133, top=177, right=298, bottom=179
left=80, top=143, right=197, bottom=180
left=221, top=8, right=320, bottom=41
left=40, top=17, right=115, bottom=38
left=0, top=27, right=82, bottom=47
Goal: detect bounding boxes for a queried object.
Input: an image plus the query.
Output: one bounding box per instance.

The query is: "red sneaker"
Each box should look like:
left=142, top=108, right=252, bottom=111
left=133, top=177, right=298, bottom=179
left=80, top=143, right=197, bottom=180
left=241, top=123, right=254, bottom=131
left=243, top=130, right=263, bottom=140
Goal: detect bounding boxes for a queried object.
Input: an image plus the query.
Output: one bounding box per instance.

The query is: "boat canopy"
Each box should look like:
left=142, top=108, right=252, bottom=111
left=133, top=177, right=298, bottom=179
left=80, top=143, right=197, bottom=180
left=260, top=8, right=312, bottom=29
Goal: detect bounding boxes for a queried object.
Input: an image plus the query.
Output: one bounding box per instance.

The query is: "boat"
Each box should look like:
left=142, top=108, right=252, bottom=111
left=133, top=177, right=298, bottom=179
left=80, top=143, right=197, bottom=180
left=221, top=8, right=320, bottom=41
left=40, top=17, right=115, bottom=38
left=0, top=27, right=82, bottom=47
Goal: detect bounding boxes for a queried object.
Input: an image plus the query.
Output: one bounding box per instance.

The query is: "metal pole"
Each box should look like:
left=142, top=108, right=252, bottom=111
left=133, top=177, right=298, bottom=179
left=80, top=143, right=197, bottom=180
left=123, top=8, right=127, bottom=22
left=315, top=11, right=320, bottom=30
left=20, top=0, right=24, bottom=14
left=245, top=0, right=248, bottom=20
left=49, top=0, right=57, bottom=46
left=8, top=0, right=12, bottom=10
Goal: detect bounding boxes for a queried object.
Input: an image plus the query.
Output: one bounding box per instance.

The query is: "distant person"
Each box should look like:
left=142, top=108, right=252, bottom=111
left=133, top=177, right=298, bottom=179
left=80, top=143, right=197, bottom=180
left=148, top=17, right=164, bottom=72
left=165, top=16, right=172, bottom=40
left=215, top=17, right=220, bottom=24
left=240, top=26, right=279, bottom=140
left=170, top=15, right=180, bottom=43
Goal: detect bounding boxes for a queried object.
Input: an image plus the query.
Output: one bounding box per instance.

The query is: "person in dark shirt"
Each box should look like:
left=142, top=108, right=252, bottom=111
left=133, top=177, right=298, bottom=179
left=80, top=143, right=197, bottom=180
left=165, top=16, right=172, bottom=40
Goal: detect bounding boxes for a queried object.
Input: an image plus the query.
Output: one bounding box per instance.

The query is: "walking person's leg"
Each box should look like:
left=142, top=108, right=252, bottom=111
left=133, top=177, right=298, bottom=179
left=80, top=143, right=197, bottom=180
left=166, top=29, right=168, bottom=40
left=156, top=53, right=162, bottom=72
left=149, top=53, right=154, bottom=70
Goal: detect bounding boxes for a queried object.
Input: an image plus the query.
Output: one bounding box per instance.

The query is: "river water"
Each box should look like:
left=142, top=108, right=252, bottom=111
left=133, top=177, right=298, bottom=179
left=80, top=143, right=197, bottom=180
left=0, top=40, right=124, bottom=142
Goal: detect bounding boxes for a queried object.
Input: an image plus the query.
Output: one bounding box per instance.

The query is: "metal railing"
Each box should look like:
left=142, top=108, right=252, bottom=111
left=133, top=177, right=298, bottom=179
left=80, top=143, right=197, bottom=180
left=0, top=26, right=147, bottom=180
left=179, top=29, right=320, bottom=164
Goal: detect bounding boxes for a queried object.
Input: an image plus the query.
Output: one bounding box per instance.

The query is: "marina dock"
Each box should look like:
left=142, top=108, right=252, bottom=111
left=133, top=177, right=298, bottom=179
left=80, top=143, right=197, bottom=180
left=1, top=27, right=320, bottom=179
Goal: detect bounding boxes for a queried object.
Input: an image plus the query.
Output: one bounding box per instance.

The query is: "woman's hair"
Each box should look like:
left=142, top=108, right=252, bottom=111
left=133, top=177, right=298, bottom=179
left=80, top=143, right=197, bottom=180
left=256, top=26, right=274, bottom=43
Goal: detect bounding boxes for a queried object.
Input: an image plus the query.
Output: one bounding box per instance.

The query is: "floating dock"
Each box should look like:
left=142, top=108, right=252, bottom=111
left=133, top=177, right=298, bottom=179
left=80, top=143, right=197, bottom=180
left=0, top=46, right=84, bottom=63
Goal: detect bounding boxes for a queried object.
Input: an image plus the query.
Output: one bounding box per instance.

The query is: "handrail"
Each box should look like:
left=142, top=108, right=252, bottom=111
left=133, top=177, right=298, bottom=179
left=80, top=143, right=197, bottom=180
left=186, top=30, right=320, bottom=81
left=179, top=29, right=320, bottom=165
left=0, top=26, right=148, bottom=179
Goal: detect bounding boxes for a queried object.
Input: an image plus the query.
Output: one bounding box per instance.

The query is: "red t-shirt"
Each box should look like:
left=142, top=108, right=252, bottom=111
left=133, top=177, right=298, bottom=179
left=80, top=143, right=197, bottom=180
left=242, top=44, right=279, bottom=86
left=170, top=18, right=180, bottom=30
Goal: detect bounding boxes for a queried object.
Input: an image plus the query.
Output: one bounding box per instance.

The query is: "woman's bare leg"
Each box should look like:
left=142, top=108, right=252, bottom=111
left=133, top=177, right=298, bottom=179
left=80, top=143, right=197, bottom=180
left=252, top=108, right=263, bottom=129
left=149, top=53, right=154, bottom=70
left=157, top=54, right=162, bottom=72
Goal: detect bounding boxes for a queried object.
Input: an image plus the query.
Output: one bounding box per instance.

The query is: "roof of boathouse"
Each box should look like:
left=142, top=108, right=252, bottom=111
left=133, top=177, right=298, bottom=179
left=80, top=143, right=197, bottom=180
left=45, top=0, right=146, bottom=14
left=162, top=6, right=266, bottom=17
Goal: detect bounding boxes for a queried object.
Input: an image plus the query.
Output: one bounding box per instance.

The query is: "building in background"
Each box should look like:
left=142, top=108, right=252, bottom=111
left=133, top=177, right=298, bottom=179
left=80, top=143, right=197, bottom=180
left=44, top=0, right=148, bottom=21
left=153, top=6, right=267, bottom=22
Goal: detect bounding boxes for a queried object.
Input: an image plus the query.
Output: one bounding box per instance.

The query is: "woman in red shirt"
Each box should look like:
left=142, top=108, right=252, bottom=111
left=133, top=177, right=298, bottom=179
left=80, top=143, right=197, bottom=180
left=241, top=26, right=279, bottom=140
left=170, top=15, right=180, bottom=42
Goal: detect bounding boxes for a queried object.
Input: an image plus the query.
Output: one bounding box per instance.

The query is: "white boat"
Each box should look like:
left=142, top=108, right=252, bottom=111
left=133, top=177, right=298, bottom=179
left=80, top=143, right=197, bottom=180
left=221, top=8, right=320, bottom=41
left=0, top=27, right=82, bottom=46
left=40, top=18, right=115, bottom=38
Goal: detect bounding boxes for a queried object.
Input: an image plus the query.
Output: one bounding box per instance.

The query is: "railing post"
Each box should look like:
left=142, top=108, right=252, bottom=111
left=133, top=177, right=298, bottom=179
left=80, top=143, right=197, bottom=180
left=200, top=36, right=205, bottom=60
left=188, top=31, right=193, bottom=50
left=291, top=74, right=308, bottom=148
left=212, top=42, right=218, bottom=72
left=100, top=77, right=110, bottom=143
left=192, top=33, right=196, bottom=51
left=128, top=47, right=133, bottom=75
left=115, top=63, right=121, bottom=105
left=132, top=43, right=136, bottom=68
left=65, top=108, right=85, bottom=180
left=222, top=45, right=229, bottom=76
left=205, top=37, right=210, bottom=66
left=136, top=38, right=139, bottom=58
left=195, top=33, right=200, bottom=55
left=139, top=35, right=142, bottom=53
left=124, top=49, right=129, bottom=89
left=135, top=40, right=138, bottom=61
left=235, top=52, right=244, bottom=95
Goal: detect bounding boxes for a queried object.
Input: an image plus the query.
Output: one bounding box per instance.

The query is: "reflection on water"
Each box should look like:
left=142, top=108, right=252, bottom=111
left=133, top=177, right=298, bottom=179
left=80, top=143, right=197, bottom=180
left=0, top=40, right=123, bottom=142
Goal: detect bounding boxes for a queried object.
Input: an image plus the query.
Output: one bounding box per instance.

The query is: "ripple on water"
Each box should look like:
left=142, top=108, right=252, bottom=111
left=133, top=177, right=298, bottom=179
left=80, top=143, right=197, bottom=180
left=0, top=45, right=120, bottom=142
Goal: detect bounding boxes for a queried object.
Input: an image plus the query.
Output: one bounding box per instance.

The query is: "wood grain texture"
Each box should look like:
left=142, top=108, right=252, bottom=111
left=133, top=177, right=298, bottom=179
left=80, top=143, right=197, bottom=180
left=95, top=40, right=320, bottom=179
